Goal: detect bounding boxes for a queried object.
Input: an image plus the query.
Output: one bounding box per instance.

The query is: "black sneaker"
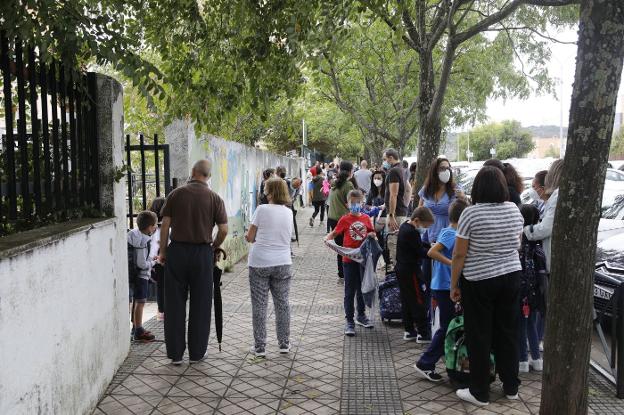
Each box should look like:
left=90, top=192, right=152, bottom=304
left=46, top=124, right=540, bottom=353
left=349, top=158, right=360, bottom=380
left=309, top=218, right=314, bottom=227
left=414, top=363, right=444, bottom=382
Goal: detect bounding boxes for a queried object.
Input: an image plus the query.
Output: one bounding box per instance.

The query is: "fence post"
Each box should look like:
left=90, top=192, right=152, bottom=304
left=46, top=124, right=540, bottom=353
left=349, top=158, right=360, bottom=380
left=164, top=119, right=194, bottom=185
left=91, top=73, right=125, bottom=219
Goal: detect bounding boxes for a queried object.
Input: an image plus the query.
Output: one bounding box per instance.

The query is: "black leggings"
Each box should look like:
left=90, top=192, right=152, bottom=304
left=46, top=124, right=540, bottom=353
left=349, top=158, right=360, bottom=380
left=154, top=264, right=165, bottom=313
left=312, top=201, right=325, bottom=221
left=327, top=218, right=344, bottom=278
left=395, top=266, right=428, bottom=334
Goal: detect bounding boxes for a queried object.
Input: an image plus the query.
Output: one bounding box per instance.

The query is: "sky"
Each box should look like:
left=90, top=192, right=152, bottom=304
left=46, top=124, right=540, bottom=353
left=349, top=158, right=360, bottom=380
left=484, top=26, right=624, bottom=129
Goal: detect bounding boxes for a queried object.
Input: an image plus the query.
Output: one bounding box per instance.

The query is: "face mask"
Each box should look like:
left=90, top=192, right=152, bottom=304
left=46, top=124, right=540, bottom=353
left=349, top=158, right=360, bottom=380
left=349, top=203, right=362, bottom=214
left=373, top=179, right=383, bottom=187
left=382, top=161, right=391, bottom=170
left=528, top=188, right=540, bottom=201
left=438, top=170, right=451, bottom=184
left=416, top=227, right=427, bottom=237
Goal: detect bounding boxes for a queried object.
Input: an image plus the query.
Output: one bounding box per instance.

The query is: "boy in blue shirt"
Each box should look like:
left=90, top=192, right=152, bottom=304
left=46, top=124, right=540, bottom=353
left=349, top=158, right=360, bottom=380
left=415, top=200, right=468, bottom=381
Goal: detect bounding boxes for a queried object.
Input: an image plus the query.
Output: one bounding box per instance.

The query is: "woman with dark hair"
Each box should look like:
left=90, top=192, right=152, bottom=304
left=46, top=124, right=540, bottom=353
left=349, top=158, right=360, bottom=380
left=327, top=161, right=355, bottom=281
left=366, top=170, right=387, bottom=254
left=482, top=159, right=522, bottom=205
left=258, top=168, right=275, bottom=206
left=418, top=158, right=464, bottom=245
left=450, top=166, right=524, bottom=406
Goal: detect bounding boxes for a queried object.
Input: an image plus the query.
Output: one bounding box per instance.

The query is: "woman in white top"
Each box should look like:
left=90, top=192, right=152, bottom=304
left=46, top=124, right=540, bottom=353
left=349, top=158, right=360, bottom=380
left=450, top=166, right=524, bottom=406
left=524, top=159, right=564, bottom=271
left=245, top=178, right=294, bottom=357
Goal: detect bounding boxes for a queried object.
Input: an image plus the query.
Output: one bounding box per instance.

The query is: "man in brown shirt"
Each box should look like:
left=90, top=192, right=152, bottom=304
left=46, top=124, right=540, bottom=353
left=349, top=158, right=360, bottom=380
left=159, top=159, right=228, bottom=365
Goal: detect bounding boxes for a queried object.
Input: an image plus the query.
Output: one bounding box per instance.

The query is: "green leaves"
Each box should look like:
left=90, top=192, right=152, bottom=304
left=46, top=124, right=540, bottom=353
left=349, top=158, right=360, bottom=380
left=457, top=120, right=535, bottom=160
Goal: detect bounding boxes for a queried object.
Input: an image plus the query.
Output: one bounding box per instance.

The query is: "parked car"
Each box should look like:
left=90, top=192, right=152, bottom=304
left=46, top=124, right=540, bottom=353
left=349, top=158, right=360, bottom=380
left=607, top=160, right=624, bottom=171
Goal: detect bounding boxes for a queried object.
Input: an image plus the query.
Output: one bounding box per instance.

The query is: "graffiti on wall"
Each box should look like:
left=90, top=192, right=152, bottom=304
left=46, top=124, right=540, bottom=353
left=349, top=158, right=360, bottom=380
left=199, top=135, right=302, bottom=268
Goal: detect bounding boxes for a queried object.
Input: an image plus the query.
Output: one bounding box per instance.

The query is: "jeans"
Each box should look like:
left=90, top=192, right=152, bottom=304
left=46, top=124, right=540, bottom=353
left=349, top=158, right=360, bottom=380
left=328, top=218, right=344, bottom=278
left=395, top=265, right=429, bottom=334
left=312, top=201, right=325, bottom=222
left=462, top=272, right=521, bottom=402
left=518, top=311, right=541, bottom=361
left=343, top=261, right=366, bottom=323
left=418, top=290, right=453, bottom=370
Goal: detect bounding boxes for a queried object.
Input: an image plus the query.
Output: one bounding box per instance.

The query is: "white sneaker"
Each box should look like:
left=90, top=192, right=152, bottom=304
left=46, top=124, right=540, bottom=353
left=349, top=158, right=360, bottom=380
left=530, top=358, right=543, bottom=372
left=506, top=393, right=519, bottom=400
left=539, top=341, right=544, bottom=352
left=519, top=361, right=529, bottom=373
left=456, top=388, right=489, bottom=406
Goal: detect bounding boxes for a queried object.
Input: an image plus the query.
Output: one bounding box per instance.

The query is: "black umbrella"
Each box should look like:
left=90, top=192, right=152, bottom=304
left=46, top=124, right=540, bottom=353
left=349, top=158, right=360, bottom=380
left=213, top=248, right=227, bottom=351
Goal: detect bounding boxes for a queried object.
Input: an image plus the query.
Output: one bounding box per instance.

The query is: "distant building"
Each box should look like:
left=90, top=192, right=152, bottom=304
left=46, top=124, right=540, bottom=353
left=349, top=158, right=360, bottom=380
left=529, top=136, right=561, bottom=159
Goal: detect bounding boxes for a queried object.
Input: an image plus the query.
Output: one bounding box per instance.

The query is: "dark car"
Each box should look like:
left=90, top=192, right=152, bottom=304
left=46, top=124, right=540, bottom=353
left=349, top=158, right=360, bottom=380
left=594, top=196, right=624, bottom=318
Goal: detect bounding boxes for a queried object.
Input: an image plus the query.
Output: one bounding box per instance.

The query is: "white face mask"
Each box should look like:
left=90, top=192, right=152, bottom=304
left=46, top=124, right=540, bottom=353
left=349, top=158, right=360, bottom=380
left=528, top=188, right=540, bottom=201
left=373, top=179, right=383, bottom=187
left=439, top=170, right=451, bottom=184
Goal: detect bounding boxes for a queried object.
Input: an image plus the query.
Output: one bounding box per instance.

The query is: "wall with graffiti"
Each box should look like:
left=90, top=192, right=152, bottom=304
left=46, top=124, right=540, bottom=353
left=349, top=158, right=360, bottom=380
left=195, top=135, right=303, bottom=268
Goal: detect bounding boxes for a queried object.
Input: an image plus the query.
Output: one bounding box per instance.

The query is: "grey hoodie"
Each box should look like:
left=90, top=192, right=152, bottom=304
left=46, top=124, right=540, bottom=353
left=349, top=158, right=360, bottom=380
left=127, top=228, right=152, bottom=280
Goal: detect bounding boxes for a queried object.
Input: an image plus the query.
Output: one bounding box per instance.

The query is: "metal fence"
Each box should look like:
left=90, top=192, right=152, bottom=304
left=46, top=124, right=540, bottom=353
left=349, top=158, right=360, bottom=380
left=0, top=34, right=100, bottom=236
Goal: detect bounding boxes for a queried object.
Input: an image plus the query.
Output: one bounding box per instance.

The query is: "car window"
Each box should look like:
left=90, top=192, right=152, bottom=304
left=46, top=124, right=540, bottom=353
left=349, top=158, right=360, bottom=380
left=607, top=170, right=624, bottom=181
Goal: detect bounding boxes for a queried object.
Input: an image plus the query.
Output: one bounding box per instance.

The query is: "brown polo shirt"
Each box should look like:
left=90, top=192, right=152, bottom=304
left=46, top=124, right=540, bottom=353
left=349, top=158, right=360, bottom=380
left=160, top=180, right=228, bottom=244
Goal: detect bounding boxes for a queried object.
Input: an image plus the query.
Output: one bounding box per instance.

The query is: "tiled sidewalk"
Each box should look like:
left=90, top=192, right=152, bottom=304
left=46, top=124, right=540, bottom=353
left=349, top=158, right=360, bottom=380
left=94, top=208, right=623, bottom=415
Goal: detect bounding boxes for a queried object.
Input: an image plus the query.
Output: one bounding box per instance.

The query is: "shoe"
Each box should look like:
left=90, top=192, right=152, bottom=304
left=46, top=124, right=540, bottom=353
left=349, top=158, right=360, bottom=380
left=189, top=353, right=206, bottom=364
left=530, top=358, right=543, bottom=372
left=309, top=218, right=314, bottom=227
left=403, top=331, right=418, bottom=341
left=355, top=315, right=373, bottom=328
left=416, top=334, right=432, bottom=344
left=519, top=361, right=529, bottom=373
left=279, top=343, right=291, bottom=353
left=414, top=363, right=444, bottom=382
left=171, top=359, right=183, bottom=366
left=249, top=346, right=266, bottom=358
left=344, top=322, right=356, bottom=337
left=319, top=220, right=324, bottom=226
left=456, top=388, right=489, bottom=406
left=134, top=330, right=155, bottom=342
left=539, top=341, right=544, bottom=352
left=506, top=393, right=519, bottom=400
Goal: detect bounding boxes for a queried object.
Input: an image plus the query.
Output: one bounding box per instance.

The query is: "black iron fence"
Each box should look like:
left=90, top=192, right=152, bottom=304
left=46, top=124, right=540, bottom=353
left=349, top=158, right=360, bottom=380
left=0, top=34, right=100, bottom=236
left=125, top=133, right=172, bottom=228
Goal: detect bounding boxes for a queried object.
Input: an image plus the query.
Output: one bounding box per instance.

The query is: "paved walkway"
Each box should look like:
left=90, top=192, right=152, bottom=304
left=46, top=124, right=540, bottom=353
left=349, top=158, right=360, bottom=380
left=94, top=208, right=623, bottom=415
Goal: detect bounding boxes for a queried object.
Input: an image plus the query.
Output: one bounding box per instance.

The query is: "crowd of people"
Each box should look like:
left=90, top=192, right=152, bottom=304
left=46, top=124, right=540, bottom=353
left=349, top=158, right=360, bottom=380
left=125, top=151, right=562, bottom=408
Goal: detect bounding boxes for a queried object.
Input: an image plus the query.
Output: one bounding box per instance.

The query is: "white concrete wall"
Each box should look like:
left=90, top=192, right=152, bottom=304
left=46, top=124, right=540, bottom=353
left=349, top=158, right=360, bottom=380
left=0, top=219, right=129, bottom=415
left=0, top=73, right=129, bottom=414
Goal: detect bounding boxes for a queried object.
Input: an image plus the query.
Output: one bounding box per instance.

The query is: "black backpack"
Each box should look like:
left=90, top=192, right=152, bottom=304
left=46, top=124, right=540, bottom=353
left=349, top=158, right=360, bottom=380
left=520, top=241, right=548, bottom=313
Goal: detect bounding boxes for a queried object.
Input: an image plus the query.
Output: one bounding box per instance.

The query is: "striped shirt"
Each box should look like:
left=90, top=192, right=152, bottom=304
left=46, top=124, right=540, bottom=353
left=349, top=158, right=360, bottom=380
left=456, top=202, right=524, bottom=281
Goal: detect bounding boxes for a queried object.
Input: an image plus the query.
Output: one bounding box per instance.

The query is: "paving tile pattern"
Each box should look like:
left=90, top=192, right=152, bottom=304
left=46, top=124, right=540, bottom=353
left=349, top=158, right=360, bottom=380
left=93, top=208, right=624, bottom=415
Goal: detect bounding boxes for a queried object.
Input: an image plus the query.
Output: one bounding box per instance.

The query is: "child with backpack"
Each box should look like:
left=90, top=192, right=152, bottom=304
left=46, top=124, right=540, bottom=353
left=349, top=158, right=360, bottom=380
left=325, top=189, right=377, bottom=336
left=415, top=200, right=468, bottom=381
left=518, top=204, right=548, bottom=372
left=128, top=210, right=158, bottom=342
left=395, top=207, right=434, bottom=342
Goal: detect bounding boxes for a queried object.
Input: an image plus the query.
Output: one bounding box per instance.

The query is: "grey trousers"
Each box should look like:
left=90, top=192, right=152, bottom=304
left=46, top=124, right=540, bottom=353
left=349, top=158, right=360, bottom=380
left=249, top=265, right=292, bottom=348
left=164, top=242, right=213, bottom=361
left=385, top=216, right=408, bottom=267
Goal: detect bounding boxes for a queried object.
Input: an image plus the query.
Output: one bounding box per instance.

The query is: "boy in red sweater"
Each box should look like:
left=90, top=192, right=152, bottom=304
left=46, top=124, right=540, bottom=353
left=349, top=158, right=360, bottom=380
left=326, top=189, right=377, bottom=336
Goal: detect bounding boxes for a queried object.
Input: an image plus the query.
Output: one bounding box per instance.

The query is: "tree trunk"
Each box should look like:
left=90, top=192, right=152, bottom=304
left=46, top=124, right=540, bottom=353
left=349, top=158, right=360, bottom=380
left=540, top=1, right=624, bottom=414
left=413, top=49, right=442, bottom=202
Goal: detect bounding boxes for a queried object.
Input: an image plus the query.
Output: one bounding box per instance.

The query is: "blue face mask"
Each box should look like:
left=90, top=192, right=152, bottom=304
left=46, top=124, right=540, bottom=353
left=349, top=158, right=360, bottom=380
left=382, top=161, right=391, bottom=170
left=416, top=227, right=427, bottom=236
left=349, top=203, right=362, bottom=214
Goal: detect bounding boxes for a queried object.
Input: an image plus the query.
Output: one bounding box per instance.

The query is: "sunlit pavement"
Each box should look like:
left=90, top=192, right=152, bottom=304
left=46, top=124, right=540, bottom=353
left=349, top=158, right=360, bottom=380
left=94, top=208, right=623, bottom=415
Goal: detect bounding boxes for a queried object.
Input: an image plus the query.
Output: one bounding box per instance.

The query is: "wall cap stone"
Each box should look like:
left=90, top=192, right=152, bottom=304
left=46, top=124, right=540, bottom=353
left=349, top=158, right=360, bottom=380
left=0, top=218, right=116, bottom=260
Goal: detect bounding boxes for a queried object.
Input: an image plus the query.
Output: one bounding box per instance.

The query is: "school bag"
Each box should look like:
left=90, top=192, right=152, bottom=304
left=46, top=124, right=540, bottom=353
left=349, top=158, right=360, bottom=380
left=445, top=311, right=496, bottom=389
left=378, top=272, right=403, bottom=321
left=520, top=241, right=548, bottom=314
left=127, top=239, right=150, bottom=284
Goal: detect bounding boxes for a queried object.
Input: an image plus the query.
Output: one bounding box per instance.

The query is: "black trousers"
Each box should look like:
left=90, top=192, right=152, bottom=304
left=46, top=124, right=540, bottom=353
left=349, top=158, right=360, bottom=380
left=462, top=272, right=521, bottom=402
left=164, top=242, right=214, bottom=361
left=311, top=201, right=325, bottom=222
left=327, top=218, right=344, bottom=278
left=395, top=265, right=429, bottom=334
left=154, top=264, right=165, bottom=313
